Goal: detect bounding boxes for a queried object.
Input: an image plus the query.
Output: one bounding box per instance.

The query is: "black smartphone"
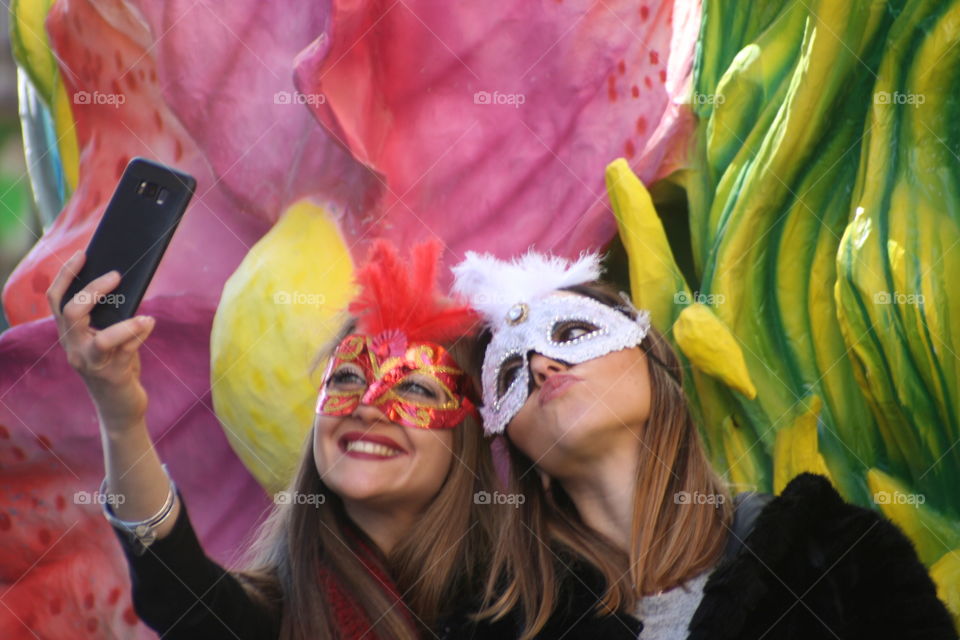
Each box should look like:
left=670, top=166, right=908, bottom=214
left=60, top=157, right=196, bottom=329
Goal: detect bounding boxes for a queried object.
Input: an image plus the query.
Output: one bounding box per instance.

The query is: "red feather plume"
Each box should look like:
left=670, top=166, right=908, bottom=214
left=347, top=239, right=481, bottom=344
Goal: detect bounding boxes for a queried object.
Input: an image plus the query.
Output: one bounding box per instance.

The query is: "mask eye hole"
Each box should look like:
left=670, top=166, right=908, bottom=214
left=551, top=320, right=600, bottom=343
left=326, top=363, right=366, bottom=390
left=497, top=355, right=524, bottom=399
left=394, top=374, right=450, bottom=405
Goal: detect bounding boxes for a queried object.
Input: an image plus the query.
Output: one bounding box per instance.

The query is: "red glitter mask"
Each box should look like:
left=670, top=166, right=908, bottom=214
left=315, top=332, right=477, bottom=429
left=312, top=239, right=481, bottom=430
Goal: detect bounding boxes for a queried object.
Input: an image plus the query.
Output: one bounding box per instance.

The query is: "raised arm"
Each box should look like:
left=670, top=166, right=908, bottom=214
left=47, top=250, right=280, bottom=638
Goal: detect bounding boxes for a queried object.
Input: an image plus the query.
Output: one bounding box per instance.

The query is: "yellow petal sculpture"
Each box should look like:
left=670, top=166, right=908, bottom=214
left=211, top=199, right=356, bottom=493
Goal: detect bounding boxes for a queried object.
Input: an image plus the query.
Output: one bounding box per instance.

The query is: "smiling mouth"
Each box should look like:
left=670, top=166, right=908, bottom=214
left=339, top=433, right=406, bottom=459
left=344, top=440, right=403, bottom=457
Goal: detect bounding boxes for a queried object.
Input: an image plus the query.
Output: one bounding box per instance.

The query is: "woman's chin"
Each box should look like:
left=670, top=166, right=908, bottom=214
left=549, top=412, right=602, bottom=444
left=521, top=420, right=618, bottom=473
left=326, top=470, right=403, bottom=504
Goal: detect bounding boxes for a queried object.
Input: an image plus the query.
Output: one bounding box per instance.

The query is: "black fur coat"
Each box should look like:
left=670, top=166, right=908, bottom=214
left=441, top=473, right=957, bottom=639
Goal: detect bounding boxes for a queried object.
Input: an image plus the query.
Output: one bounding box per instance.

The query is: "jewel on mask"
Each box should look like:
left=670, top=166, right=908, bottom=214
left=506, top=303, right=528, bottom=325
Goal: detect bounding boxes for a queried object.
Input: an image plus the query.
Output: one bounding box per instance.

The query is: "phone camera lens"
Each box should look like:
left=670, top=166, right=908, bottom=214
left=137, top=181, right=159, bottom=198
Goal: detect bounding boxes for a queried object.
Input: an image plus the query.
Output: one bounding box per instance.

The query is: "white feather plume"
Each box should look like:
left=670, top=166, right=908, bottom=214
left=451, top=249, right=604, bottom=321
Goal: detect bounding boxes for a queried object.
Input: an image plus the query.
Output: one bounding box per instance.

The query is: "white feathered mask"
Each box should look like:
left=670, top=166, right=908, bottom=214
left=451, top=250, right=651, bottom=435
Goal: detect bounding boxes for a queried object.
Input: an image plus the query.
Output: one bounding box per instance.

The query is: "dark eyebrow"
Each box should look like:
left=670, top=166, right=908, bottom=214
left=612, top=304, right=638, bottom=319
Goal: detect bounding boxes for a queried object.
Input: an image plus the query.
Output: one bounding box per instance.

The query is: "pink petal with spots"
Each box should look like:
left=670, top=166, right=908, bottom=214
left=2, top=0, right=271, bottom=326
left=128, top=0, right=379, bottom=224
left=0, top=297, right=271, bottom=639
left=294, top=0, right=700, bottom=281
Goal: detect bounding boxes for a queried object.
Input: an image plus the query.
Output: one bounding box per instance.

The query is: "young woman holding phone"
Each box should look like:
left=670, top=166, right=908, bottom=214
left=47, top=240, right=507, bottom=640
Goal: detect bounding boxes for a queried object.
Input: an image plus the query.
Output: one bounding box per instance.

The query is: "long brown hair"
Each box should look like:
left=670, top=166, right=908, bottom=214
left=479, top=281, right=733, bottom=639
left=231, top=317, right=500, bottom=640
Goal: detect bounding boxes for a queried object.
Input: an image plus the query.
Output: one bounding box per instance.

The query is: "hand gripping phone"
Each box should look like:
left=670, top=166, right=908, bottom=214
left=60, top=158, right=197, bottom=329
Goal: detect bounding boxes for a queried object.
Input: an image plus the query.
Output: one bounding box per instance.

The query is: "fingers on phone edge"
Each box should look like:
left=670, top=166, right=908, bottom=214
left=46, top=250, right=90, bottom=312
left=93, top=316, right=155, bottom=354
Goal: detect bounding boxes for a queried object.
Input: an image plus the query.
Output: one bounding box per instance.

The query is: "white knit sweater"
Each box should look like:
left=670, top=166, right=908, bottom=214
left=632, top=568, right=714, bottom=639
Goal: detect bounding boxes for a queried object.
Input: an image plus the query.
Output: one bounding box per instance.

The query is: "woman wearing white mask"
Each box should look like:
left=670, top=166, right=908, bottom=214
left=453, top=251, right=956, bottom=640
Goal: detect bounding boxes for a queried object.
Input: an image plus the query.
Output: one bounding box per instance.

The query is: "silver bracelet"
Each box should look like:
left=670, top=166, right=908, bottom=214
left=99, top=463, right=178, bottom=553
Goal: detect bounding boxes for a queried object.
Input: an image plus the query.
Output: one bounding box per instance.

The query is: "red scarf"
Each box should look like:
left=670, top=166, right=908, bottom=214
left=318, top=538, right=418, bottom=640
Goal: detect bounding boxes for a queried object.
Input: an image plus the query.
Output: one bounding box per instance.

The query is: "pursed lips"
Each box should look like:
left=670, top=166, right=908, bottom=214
left=538, top=374, right=582, bottom=407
